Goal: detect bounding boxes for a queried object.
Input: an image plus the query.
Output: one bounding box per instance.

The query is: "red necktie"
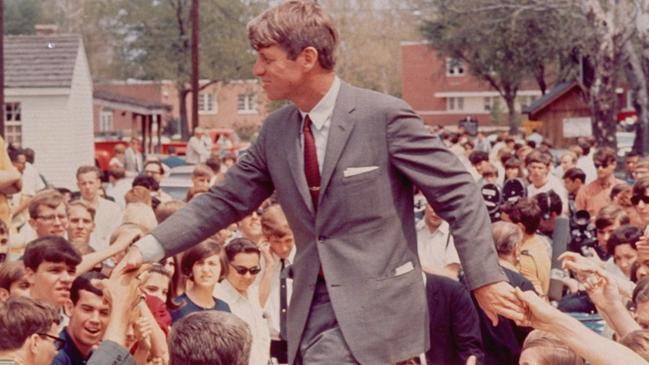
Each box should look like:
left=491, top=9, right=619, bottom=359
left=303, top=115, right=320, bottom=210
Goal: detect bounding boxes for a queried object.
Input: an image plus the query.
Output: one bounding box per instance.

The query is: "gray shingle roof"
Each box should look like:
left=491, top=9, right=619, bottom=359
left=522, top=81, right=577, bottom=115
left=4, top=34, right=80, bottom=88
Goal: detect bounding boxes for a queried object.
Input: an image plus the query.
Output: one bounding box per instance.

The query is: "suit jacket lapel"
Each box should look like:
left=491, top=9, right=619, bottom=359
left=319, top=83, right=356, bottom=203
left=284, top=108, right=315, bottom=214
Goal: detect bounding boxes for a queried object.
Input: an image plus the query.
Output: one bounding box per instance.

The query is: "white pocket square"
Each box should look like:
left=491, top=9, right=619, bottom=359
left=394, top=261, right=414, bottom=276
left=343, top=166, right=378, bottom=178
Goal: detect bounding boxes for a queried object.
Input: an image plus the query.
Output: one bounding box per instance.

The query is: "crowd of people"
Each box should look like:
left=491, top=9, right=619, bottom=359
left=4, top=0, right=649, bottom=364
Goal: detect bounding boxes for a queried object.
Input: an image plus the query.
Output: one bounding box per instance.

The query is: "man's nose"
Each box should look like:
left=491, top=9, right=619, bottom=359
left=253, top=58, right=264, bottom=76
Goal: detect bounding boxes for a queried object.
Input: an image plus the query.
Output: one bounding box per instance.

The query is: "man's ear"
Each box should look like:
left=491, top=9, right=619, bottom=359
left=300, top=46, right=319, bottom=70
left=0, top=287, right=9, bottom=301
left=28, top=333, right=40, bottom=355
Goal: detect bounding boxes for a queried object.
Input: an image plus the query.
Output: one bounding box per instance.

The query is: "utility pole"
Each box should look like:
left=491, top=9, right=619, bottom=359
left=191, top=0, right=199, bottom=133
left=0, top=0, right=5, bottom=138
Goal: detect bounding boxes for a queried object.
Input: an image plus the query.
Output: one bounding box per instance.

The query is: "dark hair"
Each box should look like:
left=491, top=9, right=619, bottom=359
left=23, top=235, right=81, bottom=271
left=595, top=205, right=631, bottom=230
left=8, top=147, right=25, bottom=163
left=468, top=151, right=489, bottom=166
left=70, top=272, right=106, bottom=305
left=169, top=311, right=251, bottom=365
left=525, top=150, right=552, bottom=167
left=180, top=238, right=225, bottom=279
left=506, top=198, right=542, bottom=234
left=205, top=157, right=222, bottom=174
left=627, top=151, right=642, bottom=159
left=594, top=147, right=617, bottom=164
left=144, top=160, right=164, bottom=174
left=563, top=168, right=586, bottom=184
left=607, top=224, right=641, bottom=256
left=0, top=296, right=59, bottom=351
left=577, top=137, right=591, bottom=156
left=224, top=238, right=260, bottom=263
left=534, top=190, right=562, bottom=217
left=133, top=175, right=159, bottom=191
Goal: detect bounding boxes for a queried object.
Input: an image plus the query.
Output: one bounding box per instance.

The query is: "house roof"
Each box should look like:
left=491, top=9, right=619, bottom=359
left=93, top=90, right=172, bottom=115
left=522, top=81, right=578, bottom=115
left=5, top=34, right=81, bottom=89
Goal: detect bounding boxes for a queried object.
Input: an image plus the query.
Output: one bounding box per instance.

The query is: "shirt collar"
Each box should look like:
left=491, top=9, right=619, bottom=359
left=299, top=76, right=341, bottom=131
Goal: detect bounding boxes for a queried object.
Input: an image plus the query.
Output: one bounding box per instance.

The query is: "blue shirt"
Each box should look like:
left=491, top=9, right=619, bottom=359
left=170, top=293, right=231, bottom=323
left=51, top=327, right=88, bottom=365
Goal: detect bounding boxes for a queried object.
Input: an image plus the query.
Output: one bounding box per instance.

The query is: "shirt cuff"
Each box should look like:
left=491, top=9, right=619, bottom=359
left=134, top=234, right=166, bottom=262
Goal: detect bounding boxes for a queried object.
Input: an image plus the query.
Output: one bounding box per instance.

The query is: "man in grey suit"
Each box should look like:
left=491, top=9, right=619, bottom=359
left=118, top=1, right=523, bottom=364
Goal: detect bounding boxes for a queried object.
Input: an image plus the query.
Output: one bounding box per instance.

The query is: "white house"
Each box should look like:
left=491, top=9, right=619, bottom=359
left=4, top=34, right=94, bottom=189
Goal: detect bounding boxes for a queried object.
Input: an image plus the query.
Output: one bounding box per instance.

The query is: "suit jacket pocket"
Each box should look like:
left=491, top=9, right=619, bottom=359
left=341, top=166, right=381, bottom=184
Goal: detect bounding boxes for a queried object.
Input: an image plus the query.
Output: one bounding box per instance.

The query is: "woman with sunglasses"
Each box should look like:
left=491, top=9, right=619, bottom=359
left=170, top=238, right=230, bottom=323
left=215, top=238, right=271, bottom=365
left=632, top=177, right=649, bottom=225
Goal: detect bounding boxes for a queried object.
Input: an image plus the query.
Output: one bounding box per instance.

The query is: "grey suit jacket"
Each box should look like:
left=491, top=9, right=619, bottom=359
left=151, top=81, right=506, bottom=364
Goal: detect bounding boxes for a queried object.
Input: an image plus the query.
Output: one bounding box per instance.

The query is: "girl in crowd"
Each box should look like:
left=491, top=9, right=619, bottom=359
left=171, top=238, right=229, bottom=322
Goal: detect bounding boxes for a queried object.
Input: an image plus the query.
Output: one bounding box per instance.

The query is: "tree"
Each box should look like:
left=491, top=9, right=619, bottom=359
left=3, top=0, right=42, bottom=35
left=89, top=0, right=260, bottom=139
left=419, top=0, right=573, bottom=134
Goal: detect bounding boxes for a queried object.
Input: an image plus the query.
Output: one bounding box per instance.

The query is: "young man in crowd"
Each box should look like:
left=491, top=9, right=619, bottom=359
left=563, top=167, right=586, bottom=218
left=22, top=236, right=81, bottom=326
left=625, top=151, right=641, bottom=185
left=416, top=203, right=461, bottom=279
left=124, top=137, right=143, bottom=175
left=66, top=200, right=96, bottom=254
left=52, top=272, right=110, bottom=365
left=0, top=296, right=62, bottom=365
left=576, top=147, right=624, bottom=219
left=525, top=150, right=569, bottom=216
left=76, top=166, right=122, bottom=251
left=143, top=160, right=173, bottom=204
left=169, top=311, right=252, bottom=365
left=260, top=204, right=296, bottom=363
left=13, top=189, right=69, bottom=246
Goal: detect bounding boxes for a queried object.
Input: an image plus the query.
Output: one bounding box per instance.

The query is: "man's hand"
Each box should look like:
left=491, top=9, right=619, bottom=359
left=114, top=246, right=145, bottom=276
left=513, top=287, right=562, bottom=331
left=472, top=281, right=524, bottom=326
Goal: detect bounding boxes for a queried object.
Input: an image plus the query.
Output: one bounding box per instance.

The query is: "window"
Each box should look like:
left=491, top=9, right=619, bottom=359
left=4, top=102, right=22, bottom=146
left=237, top=93, right=257, bottom=114
left=446, top=58, right=465, bottom=76
left=447, top=97, right=464, bottom=111
left=198, top=93, right=217, bottom=114
left=100, top=109, right=113, bottom=132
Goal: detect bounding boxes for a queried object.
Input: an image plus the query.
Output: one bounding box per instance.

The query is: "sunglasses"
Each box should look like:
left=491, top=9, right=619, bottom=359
left=38, top=333, right=66, bottom=350
left=594, top=161, right=611, bottom=169
left=632, top=195, right=649, bottom=206
left=230, top=264, right=261, bottom=275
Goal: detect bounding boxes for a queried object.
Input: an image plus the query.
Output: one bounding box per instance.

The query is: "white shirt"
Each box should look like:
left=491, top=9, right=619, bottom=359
left=416, top=220, right=460, bottom=272
left=186, top=135, right=210, bottom=164
left=263, top=247, right=295, bottom=341
left=89, top=197, right=123, bottom=251
left=527, top=175, right=569, bottom=217
left=215, top=279, right=271, bottom=365
left=577, top=154, right=596, bottom=184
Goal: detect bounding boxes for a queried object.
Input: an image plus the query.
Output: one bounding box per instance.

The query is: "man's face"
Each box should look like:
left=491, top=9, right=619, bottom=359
left=68, top=290, right=111, bottom=353
left=144, top=164, right=163, bottom=183
left=141, top=272, right=170, bottom=303
left=192, top=176, right=211, bottom=191
left=596, top=222, right=620, bottom=251
left=226, top=252, right=260, bottom=294
left=27, top=261, right=76, bottom=308
left=33, top=323, right=61, bottom=365
left=424, top=204, right=443, bottom=230
left=527, top=162, right=549, bottom=187
left=626, top=156, right=639, bottom=175
left=613, top=243, right=637, bottom=278
left=268, top=231, right=295, bottom=260
left=253, top=45, right=306, bottom=101
left=239, top=212, right=262, bottom=243
left=634, top=167, right=649, bottom=181
left=77, top=172, right=100, bottom=201
left=563, top=178, right=581, bottom=195
left=30, top=203, right=68, bottom=237
left=595, top=158, right=616, bottom=180
left=130, top=139, right=141, bottom=152
left=560, top=155, right=575, bottom=172
left=637, top=301, right=649, bottom=329
left=67, top=205, right=95, bottom=244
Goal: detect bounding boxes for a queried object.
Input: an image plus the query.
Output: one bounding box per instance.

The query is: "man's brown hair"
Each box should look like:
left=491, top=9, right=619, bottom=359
left=0, top=296, right=59, bottom=351
left=67, top=199, right=96, bottom=221
left=247, top=0, right=338, bottom=70
left=75, top=165, right=101, bottom=180
left=28, top=189, right=65, bottom=219
left=261, top=204, right=291, bottom=239
left=594, top=204, right=630, bottom=230
left=524, top=150, right=552, bottom=167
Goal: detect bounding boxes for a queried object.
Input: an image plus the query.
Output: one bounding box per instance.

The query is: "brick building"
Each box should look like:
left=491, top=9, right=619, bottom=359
left=400, top=41, right=542, bottom=127
left=93, top=79, right=268, bottom=139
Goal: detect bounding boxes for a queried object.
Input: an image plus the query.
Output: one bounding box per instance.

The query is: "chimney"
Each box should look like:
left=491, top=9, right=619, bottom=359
left=34, top=24, right=59, bottom=36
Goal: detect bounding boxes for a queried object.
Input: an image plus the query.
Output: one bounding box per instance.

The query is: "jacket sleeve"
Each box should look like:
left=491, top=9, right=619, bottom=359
left=386, top=97, right=506, bottom=289
left=87, top=341, right=136, bottom=365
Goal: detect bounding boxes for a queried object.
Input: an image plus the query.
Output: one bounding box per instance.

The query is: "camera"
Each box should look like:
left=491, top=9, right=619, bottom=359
left=568, top=210, right=597, bottom=256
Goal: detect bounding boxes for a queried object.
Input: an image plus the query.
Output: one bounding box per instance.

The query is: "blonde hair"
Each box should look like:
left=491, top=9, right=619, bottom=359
left=522, top=330, right=583, bottom=365
left=247, top=0, right=338, bottom=70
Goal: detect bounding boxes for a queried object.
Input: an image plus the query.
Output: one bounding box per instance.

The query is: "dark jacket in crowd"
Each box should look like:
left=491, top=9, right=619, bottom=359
left=425, top=273, right=485, bottom=365
left=51, top=327, right=88, bottom=365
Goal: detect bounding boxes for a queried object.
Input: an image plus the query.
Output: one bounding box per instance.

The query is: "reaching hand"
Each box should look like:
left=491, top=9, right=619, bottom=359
left=559, top=251, right=601, bottom=282
left=513, top=287, right=562, bottom=331
left=465, top=355, right=476, bottom=365
left=637, top=236, right=649, bottom=260
left=473, top=281, right=525, bottom=326
left=583, top=268, right=622, bottom=310
left=258, top=242, right=276, bottom=268
left=113, top=246, right=145, bottom=277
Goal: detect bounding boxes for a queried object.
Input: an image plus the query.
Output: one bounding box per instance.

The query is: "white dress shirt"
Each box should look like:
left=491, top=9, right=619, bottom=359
left=416, top=220, right=460, bottom=272
left=89, top=197, right=123, bottom=251
left=215, top=279, right=271, bottom=365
